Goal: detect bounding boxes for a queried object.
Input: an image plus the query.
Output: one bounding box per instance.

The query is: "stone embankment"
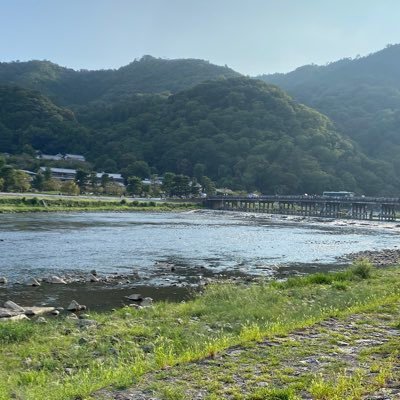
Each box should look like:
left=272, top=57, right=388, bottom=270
left=341, top=248, right=400, bottom=266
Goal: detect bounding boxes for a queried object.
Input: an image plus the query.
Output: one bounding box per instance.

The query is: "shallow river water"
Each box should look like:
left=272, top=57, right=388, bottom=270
left=0, top=210, right=399, bottom=309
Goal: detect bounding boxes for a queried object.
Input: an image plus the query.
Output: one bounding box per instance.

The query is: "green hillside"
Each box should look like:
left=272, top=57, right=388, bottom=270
left=78, top=77, right=398, bottom=194
left=1, top=62, right=399, bottom=195
left=0, top=56, right=240, bottom=106
left=259, top=44, right=400, bottom=175
left=0, top=85, right=89, bottom=154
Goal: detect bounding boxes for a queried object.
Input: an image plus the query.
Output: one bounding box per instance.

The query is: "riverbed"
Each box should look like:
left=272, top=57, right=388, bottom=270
left=0, top=210, right=399, bottom=310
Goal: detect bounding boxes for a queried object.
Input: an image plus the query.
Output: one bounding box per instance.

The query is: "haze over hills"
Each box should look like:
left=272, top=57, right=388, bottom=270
left=259, top=44, right=400, bottom=176
left=1, top=47, right=400, bottom=195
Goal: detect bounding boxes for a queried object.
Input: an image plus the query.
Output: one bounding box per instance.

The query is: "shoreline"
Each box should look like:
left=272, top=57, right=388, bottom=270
left=0, top=195, right=200, bottom=213
left=1, top=264, right=400, bottom=399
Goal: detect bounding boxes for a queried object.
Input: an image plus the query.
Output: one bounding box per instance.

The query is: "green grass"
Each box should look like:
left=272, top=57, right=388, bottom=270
left=0, top=261, right=399, bottom=399
left=0, top=196, right=198, bottom=213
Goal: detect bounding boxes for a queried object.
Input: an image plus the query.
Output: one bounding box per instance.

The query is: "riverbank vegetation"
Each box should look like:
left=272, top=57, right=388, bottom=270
left=0, top=196, right=198, bottom=213
left=1, top=261, right=400, bottom=399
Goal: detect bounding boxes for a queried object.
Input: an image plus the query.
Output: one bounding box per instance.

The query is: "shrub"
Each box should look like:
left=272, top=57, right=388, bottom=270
left=351, top=259, right=373, bottom=279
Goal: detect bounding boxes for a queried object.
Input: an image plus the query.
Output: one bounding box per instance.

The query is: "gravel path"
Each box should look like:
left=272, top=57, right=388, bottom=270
left=96, top=303, right=400, bottom=399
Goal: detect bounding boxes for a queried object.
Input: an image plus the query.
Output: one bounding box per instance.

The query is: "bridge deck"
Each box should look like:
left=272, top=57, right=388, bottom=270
left=204, top=196, right=399, bottom=221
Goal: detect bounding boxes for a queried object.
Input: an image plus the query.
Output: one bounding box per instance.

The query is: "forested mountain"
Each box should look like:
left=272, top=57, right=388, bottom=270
left=0, top=86, right=90, bottom=154
left=2, top=76, right=396, bottom=194
left=0, top=56, right=240, bottom=106
left=258, top=44, right=400, bottom=175
left=79, top=78, right=398, bottom=195
left=1, top=50, right=400, bottom=195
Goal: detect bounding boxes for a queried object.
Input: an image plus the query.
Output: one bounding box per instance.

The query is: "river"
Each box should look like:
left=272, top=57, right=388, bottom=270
left=0, top=210, right=399, bottom=310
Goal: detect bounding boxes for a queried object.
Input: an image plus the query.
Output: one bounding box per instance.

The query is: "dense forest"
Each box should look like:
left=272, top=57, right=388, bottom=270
left=0, top=56, right=239, bottom=106
left=1, top=77, right=397, bottom=195
left=1, top=51, right=400, bottom=195
left=0, top=86, right=90, bottom=154
left=259, top=44, right=400, bottom=177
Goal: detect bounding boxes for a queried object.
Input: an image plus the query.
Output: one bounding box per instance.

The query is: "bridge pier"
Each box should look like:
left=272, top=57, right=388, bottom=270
left=380, top=204, right=396, bottom=221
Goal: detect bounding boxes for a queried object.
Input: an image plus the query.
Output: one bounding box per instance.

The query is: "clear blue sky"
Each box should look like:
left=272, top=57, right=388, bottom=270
left=1, top=0, right=399, bottom=75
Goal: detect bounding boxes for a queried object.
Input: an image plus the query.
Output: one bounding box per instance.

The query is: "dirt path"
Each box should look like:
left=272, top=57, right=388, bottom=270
left=97, top=303, right=400, bottom=399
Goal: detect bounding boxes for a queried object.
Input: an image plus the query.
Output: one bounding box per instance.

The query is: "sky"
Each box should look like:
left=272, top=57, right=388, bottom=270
left=1, top=0, right=399, bottom=75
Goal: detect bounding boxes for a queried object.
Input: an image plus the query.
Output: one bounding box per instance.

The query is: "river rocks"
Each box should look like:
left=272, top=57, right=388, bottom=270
left=77, top=319, right=98, bottom=329
left=45, top=275, right=67, bottom=284
left=2, top=314, right=30, bottom=322
left=67, top=300, right=86, bottom=312
left=0, top=277, right=7, bottom=284
left=141, top=297, right=153, bottom=307
left=51, top=309, right=60, bottom=316
left=0, top=308, right=17, bottom=318
left=36, top=317, right=47, bottom=324
left=87, top=274, right=100, bottom=283
left=26, top=278, right=41, bottom=287
left=126, top=293, right=143, bottom=301
left=4, top=300, right=25, bottom=313
left=24, top=307, right=55, bottom=316
left=341, top=248, right=400, bottom=266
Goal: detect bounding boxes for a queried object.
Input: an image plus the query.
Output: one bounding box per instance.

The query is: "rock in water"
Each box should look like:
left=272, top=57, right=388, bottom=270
left=27, top=278, right=41, bottom=287
left=67, top=300, right=81, bottom=311
left=87, top=274, right=99, bottom=282
left=0, top=277, right=7, bottom=284
left=125, top=294, right=143, bottom=301
left=46, top=276, right=67, bottom=284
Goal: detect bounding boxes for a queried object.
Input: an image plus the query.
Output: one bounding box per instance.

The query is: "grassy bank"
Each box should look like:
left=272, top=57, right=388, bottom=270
left=0, top=261, right=400, bottom=399
left=0, top=196, right=199, bottom=213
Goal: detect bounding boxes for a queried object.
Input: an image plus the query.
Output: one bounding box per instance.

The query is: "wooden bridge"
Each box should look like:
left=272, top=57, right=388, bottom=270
left=204, top=195, right=400, bottom=221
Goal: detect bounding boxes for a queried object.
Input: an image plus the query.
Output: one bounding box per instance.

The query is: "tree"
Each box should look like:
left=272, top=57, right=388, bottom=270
left=103, top=182, right=125, bottom=196
left=171, top=175, right=191, bottom=197
left=122, top=161, right=151, bottom=179
left=100, top=173, right=110, bottom=188
left=126, top=176, right=142, bottom=196
left=32, top=173, right=45, bottom=191
left=11, top=171, right=31, bottom=192
left=42, top=178, right=61, bottom=192
left=0, top=165, right=15, bottom=191
left=162, top=172, right=175, bottom=197
left=61, top=181, right=80, bottom=195
left=201, top=176, right=216, bottom=195
left=89, top=172, right=98, bottom=189
left=43, top=167, right=52, bottom=181
left=75, top=169, right=89, bottom=191
left=0, top=177, right=4, bottom=191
